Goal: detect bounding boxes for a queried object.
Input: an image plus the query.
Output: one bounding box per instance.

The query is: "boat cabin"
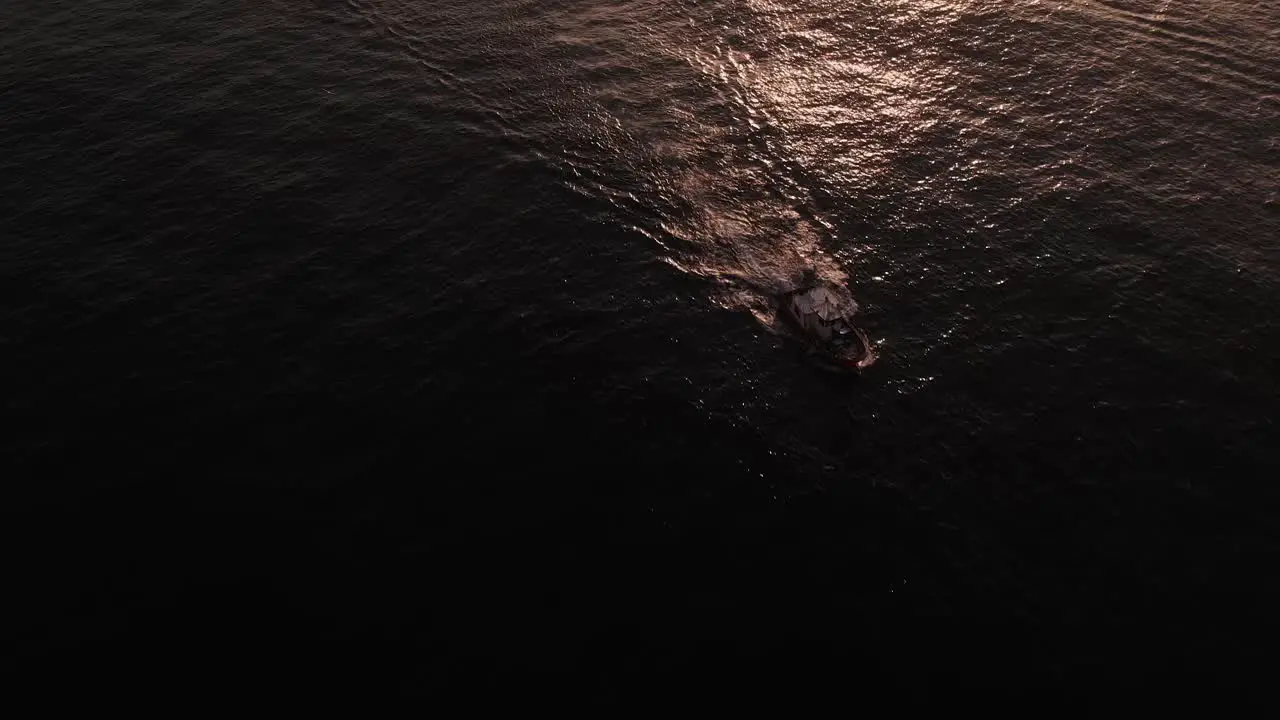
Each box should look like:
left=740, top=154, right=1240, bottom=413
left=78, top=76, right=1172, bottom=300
left=787, top=285, right=856, bottom=342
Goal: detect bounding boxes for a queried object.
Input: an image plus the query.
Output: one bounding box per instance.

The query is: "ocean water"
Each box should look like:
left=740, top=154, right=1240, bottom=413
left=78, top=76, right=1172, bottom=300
left=3, top=0, right=1278, bottom=693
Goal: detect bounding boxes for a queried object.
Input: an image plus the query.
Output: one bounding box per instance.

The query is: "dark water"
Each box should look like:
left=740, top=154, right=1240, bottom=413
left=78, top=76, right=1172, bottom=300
left=3, top=0, right=1279, bottom=694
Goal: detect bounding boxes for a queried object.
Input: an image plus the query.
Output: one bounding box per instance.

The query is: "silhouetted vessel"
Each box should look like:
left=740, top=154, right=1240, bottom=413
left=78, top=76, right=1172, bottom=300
left=779, top=281, right=875, bottom=370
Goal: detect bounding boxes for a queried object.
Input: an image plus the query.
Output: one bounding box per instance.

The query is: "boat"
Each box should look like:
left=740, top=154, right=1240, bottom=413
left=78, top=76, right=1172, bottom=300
left=779, top=281, right=876, bottom=370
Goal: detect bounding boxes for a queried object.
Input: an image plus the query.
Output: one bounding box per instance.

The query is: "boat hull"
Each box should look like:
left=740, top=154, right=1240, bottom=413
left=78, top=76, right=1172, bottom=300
left=778, top=285, right=875, bottom=370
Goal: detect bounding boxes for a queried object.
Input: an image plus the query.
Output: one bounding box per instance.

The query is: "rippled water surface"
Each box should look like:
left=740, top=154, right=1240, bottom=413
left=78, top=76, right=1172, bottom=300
left=3, top=0, right=1278, bottom=690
